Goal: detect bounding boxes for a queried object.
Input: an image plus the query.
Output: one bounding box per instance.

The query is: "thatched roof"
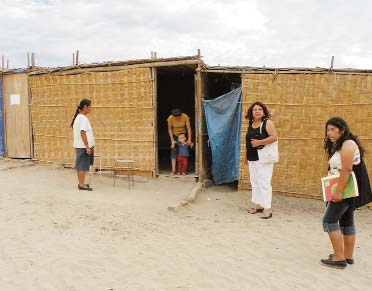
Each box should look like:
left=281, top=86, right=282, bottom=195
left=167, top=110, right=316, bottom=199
left=203, top=65, right=372, bottom=75
left=29, top=55, right=205, bottom=76
left=0, top=68, right=28, bottom=75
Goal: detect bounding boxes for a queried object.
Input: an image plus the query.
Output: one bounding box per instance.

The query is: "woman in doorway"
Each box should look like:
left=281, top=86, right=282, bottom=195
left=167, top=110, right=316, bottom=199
left=321, top=117, right=372, bottom=268
left=71, top=99, right=95, bottom=191
left=167, top=108, right=192, bottom=175
left=245, top=101, right=278, bottom=219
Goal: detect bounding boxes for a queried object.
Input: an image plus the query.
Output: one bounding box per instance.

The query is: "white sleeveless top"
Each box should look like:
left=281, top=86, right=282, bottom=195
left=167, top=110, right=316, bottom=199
left=328, top=140, right=360, bottom=175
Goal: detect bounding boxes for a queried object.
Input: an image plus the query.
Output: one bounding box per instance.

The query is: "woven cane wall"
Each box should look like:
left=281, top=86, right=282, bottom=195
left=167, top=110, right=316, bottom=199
left=239, top=73, right=372, bottom=198
left=29, top=68, right=155, bottom=175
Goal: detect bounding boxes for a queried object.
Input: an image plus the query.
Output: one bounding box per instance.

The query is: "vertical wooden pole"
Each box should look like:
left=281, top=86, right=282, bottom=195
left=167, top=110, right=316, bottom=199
left=6, top=60, right=9, bottom=69
left=330, top=56, right=334, bottom=69
left=152, top=67, right=159, bottom=176
left=31, top=52, right=35, bottom=67
left=1, top=55, right=4, bottom=70
left=73, top=53, right=75, bottom=65
left=2, top=71, right=8, bottom=157
left=27, top=52, right=30, bottom=67
left=28, top=75, right=34, bottom=159
left=76, top=50, right=79, bottom=65
left=195, top=66, right=203, bottom=178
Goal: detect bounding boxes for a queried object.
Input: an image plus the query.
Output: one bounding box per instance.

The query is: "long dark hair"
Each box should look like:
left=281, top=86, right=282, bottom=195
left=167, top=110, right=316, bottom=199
left=70, top=99, right=91, bottom=128
left=245, top=101, right=271, bottom=121
left=324, top=117, right=364, bottom=159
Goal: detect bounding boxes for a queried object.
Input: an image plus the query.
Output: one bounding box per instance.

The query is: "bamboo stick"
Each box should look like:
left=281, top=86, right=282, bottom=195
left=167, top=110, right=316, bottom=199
left=238, top=101, right=372, bottom=106
left=330, top=56, right=334, bottom=69
left=33, top=104, right=155, bottom=109
left=31, top=52, right=35, bottom=67
left=29, top=57, right=201, bottom=75
left=76, top=50, right=79, bottom=65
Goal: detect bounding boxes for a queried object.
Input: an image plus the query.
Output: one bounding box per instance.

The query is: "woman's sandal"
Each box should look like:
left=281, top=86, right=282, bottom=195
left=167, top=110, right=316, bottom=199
left=260, top=212, right=273, bottom=219
left=320, top=257, right=347, bottom=269
left=248, top=208, right=264, bottom=214
left=78, top=185, right=93, bottom=191
left=329, top=254, right=354, bottom=265
left=169, top=171, right=176, bottom=176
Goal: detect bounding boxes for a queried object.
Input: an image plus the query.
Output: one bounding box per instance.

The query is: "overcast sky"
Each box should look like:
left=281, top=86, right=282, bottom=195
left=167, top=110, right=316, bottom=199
left=1, top=0, right=371, bottom=69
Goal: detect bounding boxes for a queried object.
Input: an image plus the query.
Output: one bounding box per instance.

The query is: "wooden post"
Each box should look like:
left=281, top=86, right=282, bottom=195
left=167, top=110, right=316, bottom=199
left=151, top=51, right=154, bottom=59
left=76, top=50, right=79, bottom=65
left=154, top=51, right=157, bottom=59
left=197, top=49, right=201, bottom=59
left=73, top=53, right=75, bottom=65
left=27, top=52, right=30, bottom=67
left=6, top=60, right=9, bottom=69
left=1, top=55, right=4, bottom=70
left=31, top=52, right=35, bottom=67
left=152, top=67, right=159, bottom=176
left=330, top=56, right=334, bottom=70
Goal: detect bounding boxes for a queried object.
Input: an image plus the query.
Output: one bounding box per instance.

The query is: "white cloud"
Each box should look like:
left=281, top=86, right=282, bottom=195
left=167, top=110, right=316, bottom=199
left=0, top=0, right=371, bottom=69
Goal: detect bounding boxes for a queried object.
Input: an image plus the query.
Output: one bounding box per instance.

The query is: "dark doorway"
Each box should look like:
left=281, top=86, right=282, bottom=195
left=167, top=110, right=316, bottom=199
left=204, top=72, right=242, bottom=100
left=156, top=66, right=196, bottom=175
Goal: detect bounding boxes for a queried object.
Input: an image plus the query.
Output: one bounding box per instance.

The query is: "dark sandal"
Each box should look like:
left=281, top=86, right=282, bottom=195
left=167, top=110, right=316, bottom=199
left=329, top=254, right=354, bottom=265
left=320, top=258, right=347, bottom=269
left=248, top=208, right=264, bottom=214
left=78, top=185, right=93, bottom=191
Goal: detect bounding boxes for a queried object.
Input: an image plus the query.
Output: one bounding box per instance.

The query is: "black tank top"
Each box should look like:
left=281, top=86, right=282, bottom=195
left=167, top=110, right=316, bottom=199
left=245, top=119, right=269, bottom=161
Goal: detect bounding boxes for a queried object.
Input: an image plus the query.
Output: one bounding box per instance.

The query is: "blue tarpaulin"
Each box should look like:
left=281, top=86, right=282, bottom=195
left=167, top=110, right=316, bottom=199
left=203, top=87, right=242, bottom=184
left=0, top=79, right=5, bottom=156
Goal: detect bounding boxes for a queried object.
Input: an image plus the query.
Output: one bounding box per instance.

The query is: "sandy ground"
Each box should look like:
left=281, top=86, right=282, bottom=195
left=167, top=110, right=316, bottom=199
left=0, top=159, right=372, bottom=291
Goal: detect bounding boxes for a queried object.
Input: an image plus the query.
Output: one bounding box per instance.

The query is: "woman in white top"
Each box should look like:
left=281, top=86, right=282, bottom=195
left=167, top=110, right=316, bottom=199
left=70, top=99, right=95, bottom=191
left=321, top=117, right=372, bottom=269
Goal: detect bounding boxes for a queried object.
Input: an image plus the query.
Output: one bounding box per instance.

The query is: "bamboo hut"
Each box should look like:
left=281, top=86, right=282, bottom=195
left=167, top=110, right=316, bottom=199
left=202, top=66, right=372, bottom=199
left=18, top=52, right=372, bottom=200
left=29, top=55, right=205, bottom=177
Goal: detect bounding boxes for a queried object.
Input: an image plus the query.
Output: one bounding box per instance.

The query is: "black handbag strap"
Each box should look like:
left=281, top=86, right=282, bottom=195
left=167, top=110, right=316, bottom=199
left=259, top=119, right=268, bottom=136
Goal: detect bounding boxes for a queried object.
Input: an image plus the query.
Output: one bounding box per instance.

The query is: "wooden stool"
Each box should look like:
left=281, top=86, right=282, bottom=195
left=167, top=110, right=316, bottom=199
left=94, top=153, right=102, bottom=175
left=113, top=159, right=134, bottom=189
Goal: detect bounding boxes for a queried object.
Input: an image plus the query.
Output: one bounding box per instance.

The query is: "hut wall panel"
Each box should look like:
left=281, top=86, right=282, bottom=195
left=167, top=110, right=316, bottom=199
left=30, top=68, right=155, bottom=174
left=239, top=73, right=372, bottom=198
left=3, top=73, right=31, bottom=158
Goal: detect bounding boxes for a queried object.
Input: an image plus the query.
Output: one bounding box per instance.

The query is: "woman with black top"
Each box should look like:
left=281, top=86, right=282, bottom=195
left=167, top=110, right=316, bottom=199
left=245, top=101, right=278, bottom=219
left=321, top=117, right=372, bottom=269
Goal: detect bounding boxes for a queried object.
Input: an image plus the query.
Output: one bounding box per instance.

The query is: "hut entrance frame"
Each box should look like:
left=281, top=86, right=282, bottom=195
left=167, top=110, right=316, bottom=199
left=155, top=65, right=197, bottom=175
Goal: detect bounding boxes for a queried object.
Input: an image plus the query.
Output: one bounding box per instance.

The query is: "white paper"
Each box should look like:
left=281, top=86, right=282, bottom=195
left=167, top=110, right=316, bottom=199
left=10, top=94, right=20, bottom=105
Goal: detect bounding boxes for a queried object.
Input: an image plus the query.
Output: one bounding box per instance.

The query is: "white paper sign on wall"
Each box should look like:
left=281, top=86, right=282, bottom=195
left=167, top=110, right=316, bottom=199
left=10, top=94, right=20, bottom=105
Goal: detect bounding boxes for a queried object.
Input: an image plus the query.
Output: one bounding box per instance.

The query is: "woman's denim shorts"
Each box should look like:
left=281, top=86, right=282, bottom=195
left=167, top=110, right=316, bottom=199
left=322, top=198, right=356, bottom=235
